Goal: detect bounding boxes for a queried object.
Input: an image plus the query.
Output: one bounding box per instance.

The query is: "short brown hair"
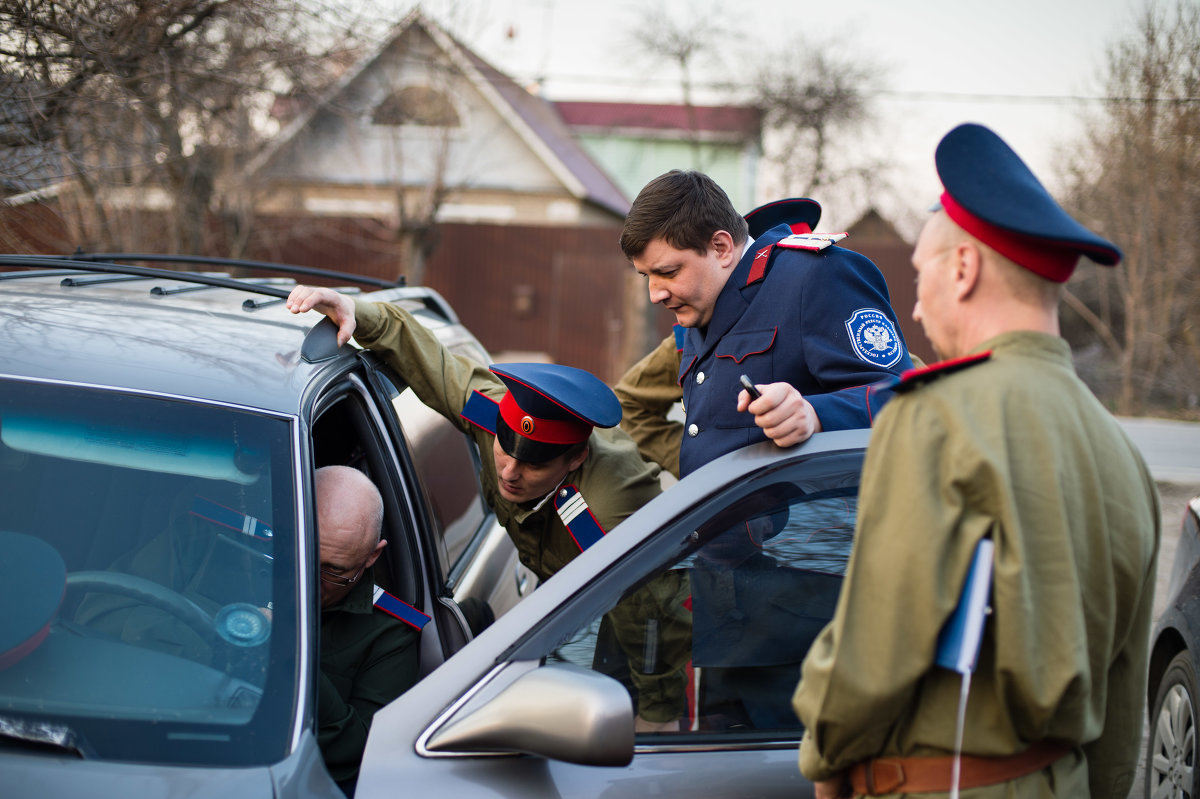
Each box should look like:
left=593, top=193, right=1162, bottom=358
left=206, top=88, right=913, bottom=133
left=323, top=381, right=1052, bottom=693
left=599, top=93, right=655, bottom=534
left=620, top=170, right=748, bottom=259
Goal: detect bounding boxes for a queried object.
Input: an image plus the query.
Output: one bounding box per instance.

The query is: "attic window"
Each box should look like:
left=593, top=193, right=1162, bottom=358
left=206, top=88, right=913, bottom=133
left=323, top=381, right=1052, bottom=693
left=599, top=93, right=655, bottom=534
left=373, top=86, right=460, bottom=127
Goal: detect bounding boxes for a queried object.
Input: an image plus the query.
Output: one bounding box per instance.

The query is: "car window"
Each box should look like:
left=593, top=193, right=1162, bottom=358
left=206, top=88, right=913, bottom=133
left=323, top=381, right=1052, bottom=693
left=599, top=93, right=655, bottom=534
left=312, top=370, right=486, bottom=671
left=310, top=381, right=424, bottom=608
left=0, top=377, right=298, bottom=767
left=536, top=451, right=860, bottom=741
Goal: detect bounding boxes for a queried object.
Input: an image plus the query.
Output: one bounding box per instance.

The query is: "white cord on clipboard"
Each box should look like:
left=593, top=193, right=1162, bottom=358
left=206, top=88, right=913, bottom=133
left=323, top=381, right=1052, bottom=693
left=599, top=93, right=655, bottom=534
left=934, top=538, right=995, bottom=799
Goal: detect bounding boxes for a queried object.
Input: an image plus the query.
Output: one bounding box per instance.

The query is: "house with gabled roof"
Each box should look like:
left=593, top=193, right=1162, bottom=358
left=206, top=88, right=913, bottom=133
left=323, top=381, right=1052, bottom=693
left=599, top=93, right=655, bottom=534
left=244, top=9, right=651, bottom=379
left=250, top=10, right=628, bottom=234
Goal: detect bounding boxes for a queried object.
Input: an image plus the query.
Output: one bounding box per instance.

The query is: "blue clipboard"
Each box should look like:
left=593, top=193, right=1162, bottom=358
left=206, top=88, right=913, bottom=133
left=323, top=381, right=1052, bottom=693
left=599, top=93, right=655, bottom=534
left=935, top=538, right=995, bottom=674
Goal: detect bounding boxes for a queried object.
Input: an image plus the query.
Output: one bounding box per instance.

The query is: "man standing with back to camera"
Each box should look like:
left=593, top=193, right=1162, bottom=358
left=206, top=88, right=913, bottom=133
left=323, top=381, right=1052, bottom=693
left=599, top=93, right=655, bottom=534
left=792, top=123, right=1160, bottom=798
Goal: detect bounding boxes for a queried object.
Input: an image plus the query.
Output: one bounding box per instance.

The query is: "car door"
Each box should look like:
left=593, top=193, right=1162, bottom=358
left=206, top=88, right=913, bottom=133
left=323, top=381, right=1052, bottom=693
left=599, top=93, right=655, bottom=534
left=357, top=429, right=868, bottom=799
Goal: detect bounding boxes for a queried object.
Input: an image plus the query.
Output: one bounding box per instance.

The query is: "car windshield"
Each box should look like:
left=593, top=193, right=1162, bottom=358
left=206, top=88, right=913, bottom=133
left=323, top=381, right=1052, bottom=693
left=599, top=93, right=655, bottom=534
left=0, top=378, right=298, bottom=767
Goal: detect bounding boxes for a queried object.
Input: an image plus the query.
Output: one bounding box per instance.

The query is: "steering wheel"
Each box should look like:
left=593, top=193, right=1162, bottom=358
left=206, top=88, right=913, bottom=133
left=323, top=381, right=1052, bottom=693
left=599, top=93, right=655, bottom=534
left=65, top=571, right=223, bottom=651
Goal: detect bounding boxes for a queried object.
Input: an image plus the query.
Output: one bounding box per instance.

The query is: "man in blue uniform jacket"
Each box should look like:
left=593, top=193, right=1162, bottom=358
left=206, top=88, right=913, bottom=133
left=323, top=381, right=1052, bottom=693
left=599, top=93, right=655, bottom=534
left=617, top=174, right=913, bottom=730
left=618, top=172, right=912, bottom=478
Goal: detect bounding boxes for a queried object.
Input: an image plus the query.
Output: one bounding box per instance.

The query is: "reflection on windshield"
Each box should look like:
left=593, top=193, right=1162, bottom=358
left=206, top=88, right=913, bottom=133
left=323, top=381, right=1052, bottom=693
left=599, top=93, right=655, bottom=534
left=0, top=378, right=296, bottom=767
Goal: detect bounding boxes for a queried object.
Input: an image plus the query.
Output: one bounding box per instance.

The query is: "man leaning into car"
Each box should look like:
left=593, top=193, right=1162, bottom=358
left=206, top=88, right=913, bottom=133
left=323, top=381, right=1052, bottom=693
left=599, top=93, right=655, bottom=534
left=792, top=123, right=1160, bottom=798
left=287, top=285, right=691, bottom=733
left=313, top=465, right=419, bottom=798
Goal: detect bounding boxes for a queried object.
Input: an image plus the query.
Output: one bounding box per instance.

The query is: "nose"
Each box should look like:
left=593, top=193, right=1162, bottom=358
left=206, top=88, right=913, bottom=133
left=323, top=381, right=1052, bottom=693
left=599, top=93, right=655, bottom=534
left=647, top=277, right=670, bottom=305
left=497, top=453, right=521, bottom=482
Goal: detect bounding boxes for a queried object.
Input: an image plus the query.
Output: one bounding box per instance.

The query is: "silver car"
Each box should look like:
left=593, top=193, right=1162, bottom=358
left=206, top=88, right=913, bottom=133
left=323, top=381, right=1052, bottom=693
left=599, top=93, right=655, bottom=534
left=0, top=255, right=865, bottom=797
left=354, top=429, right=867, bottom=799
left=0, top=256, right=535, bottom=796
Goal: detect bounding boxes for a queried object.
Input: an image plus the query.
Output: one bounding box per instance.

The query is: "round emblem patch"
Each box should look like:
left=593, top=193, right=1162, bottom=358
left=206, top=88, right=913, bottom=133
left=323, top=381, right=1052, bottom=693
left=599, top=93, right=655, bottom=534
left=520, top=416, right=535, bottom=435
left=845, top=308, right=903, bottom=367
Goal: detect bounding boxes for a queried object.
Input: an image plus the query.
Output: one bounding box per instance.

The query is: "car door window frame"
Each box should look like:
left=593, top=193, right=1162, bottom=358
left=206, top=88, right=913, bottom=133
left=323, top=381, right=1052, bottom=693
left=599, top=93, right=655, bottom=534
left=359, top=354, right=513, bottom=595
left=309, top=370, right=473, bottom=669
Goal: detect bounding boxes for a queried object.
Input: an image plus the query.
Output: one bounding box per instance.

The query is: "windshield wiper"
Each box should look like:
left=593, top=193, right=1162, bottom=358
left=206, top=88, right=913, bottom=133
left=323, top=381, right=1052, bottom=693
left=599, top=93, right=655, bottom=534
left=0, top=714, right=89, bottom=758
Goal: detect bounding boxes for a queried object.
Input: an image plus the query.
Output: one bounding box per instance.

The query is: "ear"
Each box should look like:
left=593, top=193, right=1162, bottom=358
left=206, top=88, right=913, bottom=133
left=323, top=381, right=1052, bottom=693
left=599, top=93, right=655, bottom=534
left=710, top=230, right=738, bottom=269
left=953, top=241, right=983, bottom=301
left=364, top=538, right=387, bottom=569
left=567, top=445, right=590, bottom=472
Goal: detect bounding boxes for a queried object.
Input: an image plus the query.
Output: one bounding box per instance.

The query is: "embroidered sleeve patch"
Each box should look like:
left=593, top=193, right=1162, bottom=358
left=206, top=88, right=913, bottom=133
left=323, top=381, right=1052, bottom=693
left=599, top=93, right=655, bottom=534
left=845, top=308, right=903, bottom=367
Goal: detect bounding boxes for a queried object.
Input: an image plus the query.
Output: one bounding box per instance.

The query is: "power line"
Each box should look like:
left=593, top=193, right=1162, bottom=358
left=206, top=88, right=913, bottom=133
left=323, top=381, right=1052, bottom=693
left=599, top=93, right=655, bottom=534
left=523, top=70, right=1200, bottom=106
left=872, top=89, right=1200, bottom=106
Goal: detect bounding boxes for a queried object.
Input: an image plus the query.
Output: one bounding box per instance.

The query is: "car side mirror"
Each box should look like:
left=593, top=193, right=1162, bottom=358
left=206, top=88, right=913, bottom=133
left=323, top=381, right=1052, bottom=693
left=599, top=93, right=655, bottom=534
left=425, top=663, right=633, bottom=766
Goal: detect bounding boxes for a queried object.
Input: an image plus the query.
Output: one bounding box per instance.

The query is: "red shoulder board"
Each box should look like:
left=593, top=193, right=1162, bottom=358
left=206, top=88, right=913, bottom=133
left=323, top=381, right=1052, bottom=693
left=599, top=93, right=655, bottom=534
left=776, top=232, right=848, bottom=252
left=892, top=351, right=991, bottom=394
left=747, top=243, right=774, bottom=285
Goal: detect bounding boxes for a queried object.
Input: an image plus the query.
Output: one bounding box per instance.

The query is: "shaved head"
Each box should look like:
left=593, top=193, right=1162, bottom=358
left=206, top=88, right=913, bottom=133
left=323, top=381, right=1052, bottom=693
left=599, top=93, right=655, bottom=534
left=315, top=465, right=385, bottom=606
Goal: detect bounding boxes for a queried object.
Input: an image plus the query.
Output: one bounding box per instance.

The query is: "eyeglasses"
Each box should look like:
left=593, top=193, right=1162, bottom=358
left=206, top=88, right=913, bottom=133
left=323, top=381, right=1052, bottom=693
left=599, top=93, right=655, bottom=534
left=319, top=563, right=367, bottom=586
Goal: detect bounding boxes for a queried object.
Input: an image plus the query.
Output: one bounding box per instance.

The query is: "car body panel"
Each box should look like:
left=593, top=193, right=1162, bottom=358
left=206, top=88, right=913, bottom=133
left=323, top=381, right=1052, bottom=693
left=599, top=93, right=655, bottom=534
left=3, top=277, right=317, bottom=412
left=1, top=734, right=341, bottom=799
left=1, top=274, right=462, bottom=414
left=1149, top=496, right=1200, bottom=704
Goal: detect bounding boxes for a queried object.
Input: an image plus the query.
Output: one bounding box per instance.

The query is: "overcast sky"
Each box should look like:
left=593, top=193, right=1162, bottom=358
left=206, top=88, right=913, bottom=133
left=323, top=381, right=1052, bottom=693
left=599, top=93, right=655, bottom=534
left=401, top=0, right=1141, bottom=235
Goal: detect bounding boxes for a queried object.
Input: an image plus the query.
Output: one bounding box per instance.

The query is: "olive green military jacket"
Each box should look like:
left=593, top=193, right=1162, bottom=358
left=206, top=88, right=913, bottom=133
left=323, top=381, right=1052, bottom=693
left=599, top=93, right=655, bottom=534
left=614, top=332, right=684, bottom=479
left=353, top=300, right=663, bottom=581
left=792, top=331, right=1160, bottom=798
left=318, top=574, right=419, bottom=784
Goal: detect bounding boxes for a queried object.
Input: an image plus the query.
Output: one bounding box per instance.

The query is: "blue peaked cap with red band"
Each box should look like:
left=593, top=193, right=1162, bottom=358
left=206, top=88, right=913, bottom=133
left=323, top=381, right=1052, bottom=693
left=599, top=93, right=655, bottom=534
left=491, top=362, right=621, bottom=440
left=744, top=197, right=822, bottom=239
left=490, top=363, right=621, bottom=464
left=935, top=123, right=1121, bottom=281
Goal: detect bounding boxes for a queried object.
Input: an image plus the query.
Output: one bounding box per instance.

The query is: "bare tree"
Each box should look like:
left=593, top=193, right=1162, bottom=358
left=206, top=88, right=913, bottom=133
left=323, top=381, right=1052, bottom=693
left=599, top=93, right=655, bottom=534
left=625, top=3, right=724, bottom=168
left=1062, top=0, right=1200, bottom=415
left=623, top=3, right=887, bottom=206
left=0, top=0, right=370, bottom=254
left=371, top=42, right=461, bottom=286
left=744, top=42, right=887, bottom=202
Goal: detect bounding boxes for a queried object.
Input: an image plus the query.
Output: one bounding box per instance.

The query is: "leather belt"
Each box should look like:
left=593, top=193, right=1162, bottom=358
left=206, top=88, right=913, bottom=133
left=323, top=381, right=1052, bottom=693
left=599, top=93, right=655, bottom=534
left=848, top=741, right=1071, bottom=795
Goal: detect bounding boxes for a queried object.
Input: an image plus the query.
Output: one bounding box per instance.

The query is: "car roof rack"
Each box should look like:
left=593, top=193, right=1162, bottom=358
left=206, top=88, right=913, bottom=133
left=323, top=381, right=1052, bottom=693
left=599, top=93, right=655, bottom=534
left=1, top=252, right=404, bottom=289
left=0, top=254, right=462, bottom=358
left=0, top=254, right=463, bottom=316
left=0, top=255, right=306, bottom=303
left=0, top=254, right=364, bottom=365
